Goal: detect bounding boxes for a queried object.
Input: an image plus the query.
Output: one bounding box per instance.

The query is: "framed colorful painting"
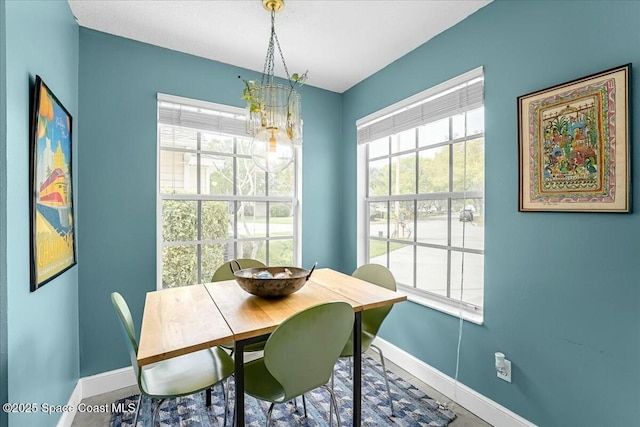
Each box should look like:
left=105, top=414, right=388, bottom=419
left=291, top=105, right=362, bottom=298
left=518, top=64, right=631, bottom=212
left=29, top=75, right=77, bottom=291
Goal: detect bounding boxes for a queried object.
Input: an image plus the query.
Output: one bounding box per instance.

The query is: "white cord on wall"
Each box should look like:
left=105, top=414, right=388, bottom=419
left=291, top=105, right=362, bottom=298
left=441, top=108, right=469, bottom=414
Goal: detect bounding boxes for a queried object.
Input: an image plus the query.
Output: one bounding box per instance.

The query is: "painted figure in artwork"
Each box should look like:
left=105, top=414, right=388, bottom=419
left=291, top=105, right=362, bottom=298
left=539, top=99, right=600, bottom=191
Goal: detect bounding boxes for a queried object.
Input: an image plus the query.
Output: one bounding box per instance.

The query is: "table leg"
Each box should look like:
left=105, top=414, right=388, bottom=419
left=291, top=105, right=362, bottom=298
left=234, top=339, right=246, bottom=426
left=353, top=311, right=362, bottom=427
left=233, top=335, right=269, bottom=426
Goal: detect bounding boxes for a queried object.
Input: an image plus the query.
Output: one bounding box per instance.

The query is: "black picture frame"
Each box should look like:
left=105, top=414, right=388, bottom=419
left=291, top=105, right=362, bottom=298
left=517, top=64, right=631, bottom=212
left=29, top=75, right=77, bottom=291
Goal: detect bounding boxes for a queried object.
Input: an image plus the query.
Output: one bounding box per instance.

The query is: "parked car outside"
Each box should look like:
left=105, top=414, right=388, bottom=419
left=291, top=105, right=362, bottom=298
left=459, top=208, right=474, bottom=222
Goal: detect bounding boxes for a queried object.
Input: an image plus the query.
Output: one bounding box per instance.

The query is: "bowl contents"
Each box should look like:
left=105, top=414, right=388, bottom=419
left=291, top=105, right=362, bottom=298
left=251, top=268, right=293, bottom=279
left=253, top=270, right=274, bottom=279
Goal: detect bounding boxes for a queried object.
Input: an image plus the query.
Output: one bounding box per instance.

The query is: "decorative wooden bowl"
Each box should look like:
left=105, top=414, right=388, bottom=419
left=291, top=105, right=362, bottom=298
left=231, top=262, right=316, bottom=298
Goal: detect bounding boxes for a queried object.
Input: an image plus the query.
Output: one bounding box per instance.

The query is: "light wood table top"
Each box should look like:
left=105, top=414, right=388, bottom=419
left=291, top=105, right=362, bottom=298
left=204, top=279, right=360, bottom=342
left=137, top=268, right=407, bottom=367
left=137, top=284, right=234, bottom=366
left=204, top=267, right=406, bottom=342
left=310, top=268, right=407, bottom=310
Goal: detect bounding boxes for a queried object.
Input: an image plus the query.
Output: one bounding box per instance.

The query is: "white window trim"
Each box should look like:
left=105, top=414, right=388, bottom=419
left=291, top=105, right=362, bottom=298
left=356, top=68, right=484, bottom=323
left=155, top=93, right=301, bottom=289
left=357, top=143, right=483, bottom=324
left=402, top=288, right=484, bottom=325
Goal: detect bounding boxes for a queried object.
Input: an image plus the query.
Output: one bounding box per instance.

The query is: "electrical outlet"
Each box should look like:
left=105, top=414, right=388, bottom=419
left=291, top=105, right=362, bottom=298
left=497, top=359, right=511, bottom=383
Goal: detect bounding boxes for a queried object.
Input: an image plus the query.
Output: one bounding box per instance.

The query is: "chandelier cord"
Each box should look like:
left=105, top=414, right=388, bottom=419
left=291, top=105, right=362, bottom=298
left=261, top=9, right=293, bottom=87
left=260, top=11, right=275, bottom=86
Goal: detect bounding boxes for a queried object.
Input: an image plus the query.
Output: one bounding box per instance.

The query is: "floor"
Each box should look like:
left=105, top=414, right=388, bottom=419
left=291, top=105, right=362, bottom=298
left=71, top=354, right=492, bottom=427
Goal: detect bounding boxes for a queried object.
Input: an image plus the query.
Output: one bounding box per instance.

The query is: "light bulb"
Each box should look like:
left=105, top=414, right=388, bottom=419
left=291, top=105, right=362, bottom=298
left=251, top=127, right=294, bottom=173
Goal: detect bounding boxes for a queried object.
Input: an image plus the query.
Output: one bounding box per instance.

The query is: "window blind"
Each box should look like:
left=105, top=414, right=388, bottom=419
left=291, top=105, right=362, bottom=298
left=356, top=67, right=484, bottom=145
left=157, top=93, right=247, bottom=137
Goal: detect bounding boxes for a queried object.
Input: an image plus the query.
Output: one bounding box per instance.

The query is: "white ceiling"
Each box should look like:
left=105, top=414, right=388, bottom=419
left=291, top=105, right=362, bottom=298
left=68, top=0, right=491, bottom=93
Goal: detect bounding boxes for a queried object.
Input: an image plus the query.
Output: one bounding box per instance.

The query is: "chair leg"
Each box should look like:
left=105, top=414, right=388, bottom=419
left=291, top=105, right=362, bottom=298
left=206, top=387, right=212, bottom=407
left=329, top=370, right=335, bottom=426
left=151, top=398, right=166, bottom=427
left=220, top=381, right=228, bottom=427
left=371, top=344, right=395, bottom=416
left=302, top=394, right=307, bottom=418
left=265, top=402, right=275, bottom=427
left=291, top=395, right=307, bottom=417
left=132, top=394, right=142, bottom=427
left=322, top=384, right=341, bottom=427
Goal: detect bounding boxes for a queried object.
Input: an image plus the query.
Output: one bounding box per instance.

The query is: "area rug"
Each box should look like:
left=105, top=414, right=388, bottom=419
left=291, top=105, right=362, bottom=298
left=110, top=354, right=455, bottom=426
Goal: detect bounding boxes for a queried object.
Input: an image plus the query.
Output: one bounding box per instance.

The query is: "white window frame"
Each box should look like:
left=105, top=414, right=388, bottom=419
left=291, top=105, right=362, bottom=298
left=156, top=94, right=301, bottom=289
left=356, top=68, right=484, bottom=324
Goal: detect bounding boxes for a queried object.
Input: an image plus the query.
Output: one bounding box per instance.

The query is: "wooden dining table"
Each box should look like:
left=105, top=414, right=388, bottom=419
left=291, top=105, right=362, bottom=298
left=137, top=267, right=406, bottom=426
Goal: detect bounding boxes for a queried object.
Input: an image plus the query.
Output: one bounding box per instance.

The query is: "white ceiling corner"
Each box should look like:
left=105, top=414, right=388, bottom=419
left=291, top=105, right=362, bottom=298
left=68, top=0, right=491, bottom=93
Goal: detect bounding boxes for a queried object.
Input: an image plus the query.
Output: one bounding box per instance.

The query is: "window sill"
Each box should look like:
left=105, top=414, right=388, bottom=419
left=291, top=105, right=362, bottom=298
left=399, top=289, right=484, bottom=325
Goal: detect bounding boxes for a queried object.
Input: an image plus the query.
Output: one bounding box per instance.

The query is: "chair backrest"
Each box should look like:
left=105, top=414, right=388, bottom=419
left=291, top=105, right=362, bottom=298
left=264, top=302, right=354, bottom=400
left=111, top=292, right=141, bottom=383
left=353, top=264, right=396, bottom=339
left=211, top=259, right=267, bottom=282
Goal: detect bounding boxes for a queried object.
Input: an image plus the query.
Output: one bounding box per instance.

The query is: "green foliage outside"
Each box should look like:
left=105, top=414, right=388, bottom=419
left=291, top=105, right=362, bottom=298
left=369, top=240, right=408, bottom=259
left=369, top=139, right=484, bottom=198
left=270, top=204, right=291, bottom=217
left=162, top=200, right=229, bottom=288
left=161, top=131, right=297, bottom=288
left=369, top=138, right=484, bottom=217
left=257, top=240, right=294, bottom=266
left=239, top=240, right=265, bottom=261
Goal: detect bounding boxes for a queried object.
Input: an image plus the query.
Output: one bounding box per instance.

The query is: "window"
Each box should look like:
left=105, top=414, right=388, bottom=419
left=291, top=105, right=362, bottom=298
left=357, top=68, right=484, bottom=317
left=157, top=94, right=300, bottom=289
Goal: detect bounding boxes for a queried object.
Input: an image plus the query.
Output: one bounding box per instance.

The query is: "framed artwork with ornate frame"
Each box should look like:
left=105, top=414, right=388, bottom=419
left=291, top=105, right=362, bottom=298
left=518, top=64, right=631, bottom=212
left=30, top=75, right=77, bottom=291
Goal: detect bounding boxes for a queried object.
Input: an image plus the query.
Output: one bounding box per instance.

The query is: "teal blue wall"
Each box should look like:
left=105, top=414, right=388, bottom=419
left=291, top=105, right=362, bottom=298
left=77, top=29, right=343, bottom=375
left=342, top=1, right=640, bottom=426
left=0, top=1, right=8, bottom=426
left=4, top=2, right=638, bottom=426
left=4, top=1, right=80, bottom=426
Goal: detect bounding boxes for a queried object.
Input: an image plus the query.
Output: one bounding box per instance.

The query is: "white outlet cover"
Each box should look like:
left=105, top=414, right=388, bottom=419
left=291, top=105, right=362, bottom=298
left=497, top=359, right=512, bottom=383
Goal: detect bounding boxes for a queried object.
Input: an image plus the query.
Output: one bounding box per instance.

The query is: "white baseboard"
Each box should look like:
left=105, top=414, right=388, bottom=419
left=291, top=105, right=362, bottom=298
left=56, top=381, right=83, bottom=427
left=373, top=337, right=537, bottom=427
left=80, top=366, right=136, bottom=398
left=57, top=366, right=137, bottom=427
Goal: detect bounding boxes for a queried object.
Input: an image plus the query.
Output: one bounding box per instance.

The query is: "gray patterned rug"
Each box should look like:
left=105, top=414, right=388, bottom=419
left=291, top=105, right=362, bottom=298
left=110, top=354, right=455, bottom=426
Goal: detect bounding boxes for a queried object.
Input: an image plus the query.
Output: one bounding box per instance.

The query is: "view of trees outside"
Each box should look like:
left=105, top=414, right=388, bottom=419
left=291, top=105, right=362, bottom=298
left=366, top=108, right=485, bottom=307
left=159, top=125, right=296, bottom=288
left=162, top=199, right=229, bottom=287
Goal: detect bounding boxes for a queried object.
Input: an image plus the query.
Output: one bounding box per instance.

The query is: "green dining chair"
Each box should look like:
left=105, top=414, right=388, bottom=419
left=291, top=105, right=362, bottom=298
left=211, top=258, right=267, bottom=282
left=211, top=259, right=268, bottom=353
left=244, top=301, right=354, bottom=427
left=111, top=292, right=235, bottom=426
left=338, top=263, right=397, bottom=415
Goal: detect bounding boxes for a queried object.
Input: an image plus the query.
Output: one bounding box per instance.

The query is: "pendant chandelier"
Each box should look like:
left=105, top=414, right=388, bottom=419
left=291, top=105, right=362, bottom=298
left=243, top=0, right=305, bottom=174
